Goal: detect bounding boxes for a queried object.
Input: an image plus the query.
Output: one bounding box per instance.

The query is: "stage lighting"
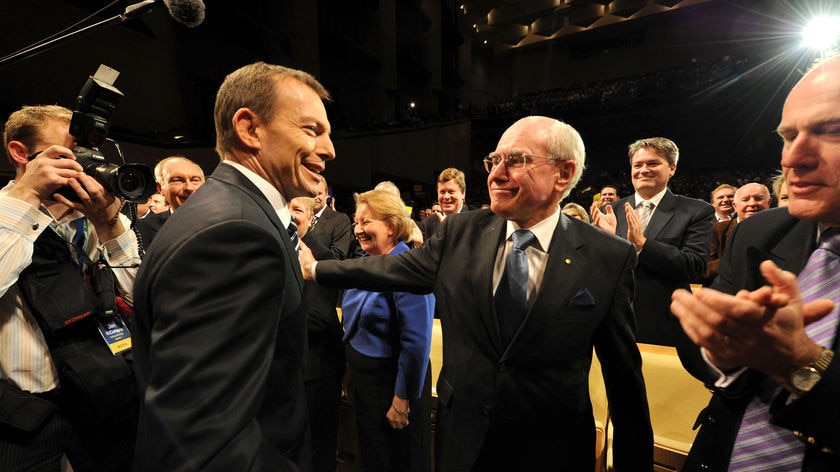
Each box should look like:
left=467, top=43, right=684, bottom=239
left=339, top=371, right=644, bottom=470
left=801, top=16, right=840, bottom=51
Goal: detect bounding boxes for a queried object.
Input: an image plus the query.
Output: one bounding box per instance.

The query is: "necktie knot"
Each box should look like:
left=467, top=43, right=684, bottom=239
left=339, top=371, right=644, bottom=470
left=819, top=228, right=840, bottom=255
left=511, top=229, right=536, bottom=252
left=637, top=201, right=653, bottom=232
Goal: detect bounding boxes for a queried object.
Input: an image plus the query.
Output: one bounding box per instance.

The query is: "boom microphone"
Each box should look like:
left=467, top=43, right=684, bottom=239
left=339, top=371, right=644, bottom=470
left=162, top=0, right=206, bottom=28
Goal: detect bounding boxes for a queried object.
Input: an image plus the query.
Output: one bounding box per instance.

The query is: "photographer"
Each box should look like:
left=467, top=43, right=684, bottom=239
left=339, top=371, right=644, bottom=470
left=0, top=105, right=140, bottom=471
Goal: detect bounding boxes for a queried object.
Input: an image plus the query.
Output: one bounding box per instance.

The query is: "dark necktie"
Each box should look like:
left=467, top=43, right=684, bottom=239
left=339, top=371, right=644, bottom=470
left=287, top=220, right=299, bottom=252
left=729, top=229, right=840, bottom=471
left=495, top=229, right=536, bottom=343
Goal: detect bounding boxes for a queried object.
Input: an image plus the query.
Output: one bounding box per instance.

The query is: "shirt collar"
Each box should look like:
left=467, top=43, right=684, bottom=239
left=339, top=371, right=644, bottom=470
left=222, top=161, right=291, bottom=228
left=504, top=207, right=560, bottom=252
left=635, top=187, right=668, bottom=208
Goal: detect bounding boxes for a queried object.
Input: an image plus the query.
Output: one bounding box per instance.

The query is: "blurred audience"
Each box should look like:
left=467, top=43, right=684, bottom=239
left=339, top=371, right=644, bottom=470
left=562, top=202, right=590, bottom=223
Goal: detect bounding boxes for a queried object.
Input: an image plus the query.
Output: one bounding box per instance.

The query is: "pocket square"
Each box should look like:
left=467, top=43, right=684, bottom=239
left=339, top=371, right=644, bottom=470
left=568, top=288, right=596, bottom=307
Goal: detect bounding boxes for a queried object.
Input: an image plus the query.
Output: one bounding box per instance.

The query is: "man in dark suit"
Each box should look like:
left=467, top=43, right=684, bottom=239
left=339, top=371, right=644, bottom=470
left=290, top=196, right=345, bottom=472
left=671, top=56, right=840, bottom=471
left=134, top=155, right=204, bottom=249
left=132, top=62, right=336, bottom=471
left=310, top=176, right=353, bottom=260
left=417, top=167, right=469, bottom=240
left=590, top=137, right=715, bottom=347
left=302, top=116, right=653, bottom=471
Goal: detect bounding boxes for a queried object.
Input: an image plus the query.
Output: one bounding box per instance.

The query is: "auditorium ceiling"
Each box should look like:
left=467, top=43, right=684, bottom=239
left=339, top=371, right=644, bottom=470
left=460, top=0, right=711, bottom=50
left=0, top=0, right=834, bottom=161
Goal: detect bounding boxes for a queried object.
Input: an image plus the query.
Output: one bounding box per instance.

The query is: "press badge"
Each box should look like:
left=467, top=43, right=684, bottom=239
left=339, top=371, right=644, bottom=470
left=96, top=315, right=132, bottom=355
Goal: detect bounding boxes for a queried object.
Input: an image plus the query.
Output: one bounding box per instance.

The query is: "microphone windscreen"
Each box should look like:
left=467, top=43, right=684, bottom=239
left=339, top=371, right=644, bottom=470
left=163, top=0, right=206, bottom=28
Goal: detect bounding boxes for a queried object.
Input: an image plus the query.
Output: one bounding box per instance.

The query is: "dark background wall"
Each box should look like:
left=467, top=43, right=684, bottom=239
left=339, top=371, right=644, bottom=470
left=0, top=0, right=833, bottom=209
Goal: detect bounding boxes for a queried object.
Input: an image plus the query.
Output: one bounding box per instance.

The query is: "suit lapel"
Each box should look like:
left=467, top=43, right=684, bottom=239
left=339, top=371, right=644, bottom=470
left=644, top=189, right=676, bottom=238
left=750, top=218, right=816, bottom=276
left=470, top=215, right=508, bottom=354
left=209, top=164, right=304, bottom=289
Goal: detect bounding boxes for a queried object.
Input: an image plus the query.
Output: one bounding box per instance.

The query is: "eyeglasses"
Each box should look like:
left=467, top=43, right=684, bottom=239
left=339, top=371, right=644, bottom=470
left=483, top=150, right=561, bottom=173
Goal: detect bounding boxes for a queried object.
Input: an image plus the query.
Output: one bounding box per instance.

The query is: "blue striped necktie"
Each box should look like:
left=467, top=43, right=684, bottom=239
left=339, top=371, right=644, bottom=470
left=495, top=229, right=536, bottom=343
left=288, top=220, right=299, bottom=252
left=728, top=229, right=840, bottom=471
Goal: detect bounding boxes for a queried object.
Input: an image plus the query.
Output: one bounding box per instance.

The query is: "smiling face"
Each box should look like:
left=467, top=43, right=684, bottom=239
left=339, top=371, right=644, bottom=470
left=711, top=186, right=735, bottom=217
left=487, top=118, right=574, bottom=228
left=159, top=159, right=204, bottom=210
left=353, top=202, right=397, bottom=256
left=630, top=147, right=675, bottom=199
left=732, top=183, right=770, bottom=220
left=599, top=186, right=618, bottom=203
left=437, top=179, right=464, bottom=215
left=778, top=58, right=840, bottom=226
left=256, top=76, right=335, bottom=200
left=289, top=196, right=313, bottom=227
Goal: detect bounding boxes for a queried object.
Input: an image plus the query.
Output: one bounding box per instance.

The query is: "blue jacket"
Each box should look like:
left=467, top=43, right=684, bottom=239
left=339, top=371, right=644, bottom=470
left=341, top=241, right=434, bottom=400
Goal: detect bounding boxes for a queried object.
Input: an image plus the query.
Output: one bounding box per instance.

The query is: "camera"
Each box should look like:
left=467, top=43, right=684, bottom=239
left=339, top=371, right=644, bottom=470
left=54, top=147, right=156, bottom=203
left=48, top=65, right=155, bottom=203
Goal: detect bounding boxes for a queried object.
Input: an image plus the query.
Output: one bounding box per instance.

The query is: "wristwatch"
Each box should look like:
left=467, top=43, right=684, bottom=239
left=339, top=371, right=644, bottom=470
left=788, top=349, right=834, bottom=394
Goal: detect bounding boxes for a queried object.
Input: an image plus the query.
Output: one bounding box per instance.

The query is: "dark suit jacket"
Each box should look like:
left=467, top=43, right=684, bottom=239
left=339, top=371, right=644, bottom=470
left=316, top=210, right=653, bottom=472
left=300, top=232, right=344, bottom=383
left=132, top=163, right=309, bottom=472
left=681, top=207, right=840, bottom=472
left=608, top=189, right=715, bottom=346
left=134, top=209, right=170, bottom=251
left=309, top=207, right=353, bottom=260
left=703, top=217, right=738, bottom=285
left=417, top=205, right=470, bottom=241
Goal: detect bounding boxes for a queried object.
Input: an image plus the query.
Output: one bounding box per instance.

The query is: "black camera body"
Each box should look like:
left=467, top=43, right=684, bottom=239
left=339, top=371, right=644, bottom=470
left=55, top=66, right=155, bottom=203
left=53, top=146, right=156, bottom=203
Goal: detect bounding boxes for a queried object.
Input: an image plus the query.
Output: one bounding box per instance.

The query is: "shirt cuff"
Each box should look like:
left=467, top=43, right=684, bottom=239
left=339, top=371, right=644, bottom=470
left=0, top=196, right=52, bottom=239
left=702, top=347, right=748, bottom=388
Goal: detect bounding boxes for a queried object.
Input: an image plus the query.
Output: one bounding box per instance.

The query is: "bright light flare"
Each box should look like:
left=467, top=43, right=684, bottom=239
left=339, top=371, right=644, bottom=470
left=801, top=16, right=840, bottom=50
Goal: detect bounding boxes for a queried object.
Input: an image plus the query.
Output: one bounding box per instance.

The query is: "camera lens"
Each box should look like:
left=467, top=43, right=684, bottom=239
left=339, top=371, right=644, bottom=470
left=116, top=168, right=146, bottom=201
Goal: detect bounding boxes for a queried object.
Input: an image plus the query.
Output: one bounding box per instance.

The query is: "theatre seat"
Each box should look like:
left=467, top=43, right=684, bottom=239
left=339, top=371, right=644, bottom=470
left=430, top=319, right=443, bottom=396
left=638, top=343, right=712, bottom=472
left=589, top=352, right=609, bottom=472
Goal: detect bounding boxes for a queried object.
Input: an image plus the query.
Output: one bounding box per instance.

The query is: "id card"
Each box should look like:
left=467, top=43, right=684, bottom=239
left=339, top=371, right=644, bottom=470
left=96, top=315, right=132, bottom=355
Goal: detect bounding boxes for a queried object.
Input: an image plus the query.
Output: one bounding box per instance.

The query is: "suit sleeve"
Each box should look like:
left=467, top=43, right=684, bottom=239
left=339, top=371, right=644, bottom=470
left=316, top=222, right=444, bottom=294
left=138, top=220, right=300, bottom=471
left=593, top=242, right=654, bottom=471
left=704, top=225, right=725, bottom=285
left=638, top=201, right=714, bottom=284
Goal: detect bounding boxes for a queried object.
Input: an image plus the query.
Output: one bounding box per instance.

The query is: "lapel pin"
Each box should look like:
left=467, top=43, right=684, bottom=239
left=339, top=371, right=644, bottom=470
left=565, top=258, right=571, bottom=265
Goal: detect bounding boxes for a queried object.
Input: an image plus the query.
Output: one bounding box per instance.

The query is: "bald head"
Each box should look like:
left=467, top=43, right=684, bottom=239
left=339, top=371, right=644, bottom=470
left=733, top=182, right=770, bottom=221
